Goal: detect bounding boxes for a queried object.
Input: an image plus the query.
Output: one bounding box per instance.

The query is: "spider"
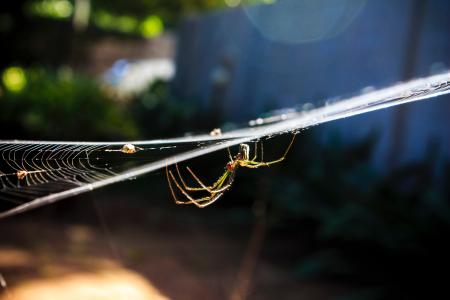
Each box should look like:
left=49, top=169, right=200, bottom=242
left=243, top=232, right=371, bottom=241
left=166, top=134, right=296, bottom=208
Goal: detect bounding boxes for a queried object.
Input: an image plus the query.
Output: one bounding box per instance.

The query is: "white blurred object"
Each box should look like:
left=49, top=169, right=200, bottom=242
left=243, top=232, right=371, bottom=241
left=105, top=58, right=175, bottom=95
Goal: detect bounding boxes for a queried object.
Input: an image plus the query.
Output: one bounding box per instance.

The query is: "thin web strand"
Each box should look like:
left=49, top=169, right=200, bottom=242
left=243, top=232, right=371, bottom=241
left=0, top=71, right=449, bottom=219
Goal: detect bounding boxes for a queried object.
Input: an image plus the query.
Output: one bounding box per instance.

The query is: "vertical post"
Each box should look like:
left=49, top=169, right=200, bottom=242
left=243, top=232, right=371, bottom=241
left=209, top=54, right=235, bottom=126
left=387, top=0, right=427, bottom=166
left=230, top=175, right=269, bottom=300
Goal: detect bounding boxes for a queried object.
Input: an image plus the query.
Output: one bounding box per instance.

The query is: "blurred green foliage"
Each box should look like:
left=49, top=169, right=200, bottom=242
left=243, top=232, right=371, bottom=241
left=90, top=0, right=274, bottom=26
left=0, top=67, right=138, bottom=140
left=21, top=0, right=276, bottom=36
left=25, top=0, right=74, bottom=19
left=91, top=10, right=164, bottom=37
left=0, top=68, right=205, bottom=140
left=129, top=79, right=201, bottom=138
left=0, top=0, right=276, bottom=71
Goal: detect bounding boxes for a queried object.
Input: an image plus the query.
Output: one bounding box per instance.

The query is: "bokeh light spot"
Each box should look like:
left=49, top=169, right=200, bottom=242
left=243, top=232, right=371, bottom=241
left=139, top=15, right=164, bottom=38
left=2, top=67, right=27, bottom=93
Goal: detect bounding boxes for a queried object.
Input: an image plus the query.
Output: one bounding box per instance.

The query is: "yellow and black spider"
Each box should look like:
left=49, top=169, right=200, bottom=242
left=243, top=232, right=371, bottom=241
left=166, top=134, right=296, bottom=207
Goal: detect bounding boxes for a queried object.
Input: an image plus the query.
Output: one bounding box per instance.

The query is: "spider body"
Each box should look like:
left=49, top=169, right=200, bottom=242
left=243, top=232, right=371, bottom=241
left=166, top=134, right=296, bottom=208
left=226, top=143, right=250, bottom=171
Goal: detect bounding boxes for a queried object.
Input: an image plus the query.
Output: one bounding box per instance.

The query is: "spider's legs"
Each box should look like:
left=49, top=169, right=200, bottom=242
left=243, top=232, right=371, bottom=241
left=260, top=140, right=264, bottom=161
left=167, top=166, right=218, bottom=207
left=175, top=163, right=229, bottom=192
left=167, top=166, right=193, bottom=204
left=251, top=141, right=258, bottom=161
left=250, top=139, right=264, bottom=162
left=175, top=164, right=211, bottom=191
left=227, top=147, right=233, bottom=161
left=247, top=134, right=296, bottom=167
left=186, top=167, right=233, bottom=193
left=166, top=164, right=235, bottom=207
left=197, top=192, right=226, bottom=207
left=266, top=133, right=296, bottom=165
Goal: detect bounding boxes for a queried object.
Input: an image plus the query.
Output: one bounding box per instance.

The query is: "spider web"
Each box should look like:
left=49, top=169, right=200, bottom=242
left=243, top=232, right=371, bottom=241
left=0, top=71, right=449, bottom=219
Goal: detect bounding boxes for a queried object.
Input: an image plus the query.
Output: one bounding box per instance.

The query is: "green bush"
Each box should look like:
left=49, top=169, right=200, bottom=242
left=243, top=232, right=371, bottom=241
left=0, top=67, right=138, bottom=140
left=129, top=79, right=202, bottom=138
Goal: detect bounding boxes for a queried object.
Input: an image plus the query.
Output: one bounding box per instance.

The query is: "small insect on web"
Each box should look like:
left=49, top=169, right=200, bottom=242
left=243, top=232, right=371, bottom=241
left=0, top=142, right=156, bottom=215
left=105, top=143, right=143, bottom=154
left=166, top=134, right=296, bottom=207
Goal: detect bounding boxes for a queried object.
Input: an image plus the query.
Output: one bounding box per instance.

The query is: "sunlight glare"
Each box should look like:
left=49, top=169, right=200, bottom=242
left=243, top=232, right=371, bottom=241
left=1, top=269, right=170, bottom=300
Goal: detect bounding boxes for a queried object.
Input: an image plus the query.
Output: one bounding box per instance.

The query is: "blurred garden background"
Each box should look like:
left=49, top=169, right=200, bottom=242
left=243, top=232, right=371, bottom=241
left=0, top=0, right=449, bottom=299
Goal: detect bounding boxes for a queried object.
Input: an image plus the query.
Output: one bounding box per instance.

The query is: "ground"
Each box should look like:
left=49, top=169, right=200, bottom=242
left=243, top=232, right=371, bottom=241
left=0, top=188, right=354, bottom=300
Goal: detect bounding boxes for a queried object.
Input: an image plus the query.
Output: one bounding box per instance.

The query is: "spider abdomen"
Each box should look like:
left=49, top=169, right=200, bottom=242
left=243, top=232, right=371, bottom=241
left=226, top=162, right=236, bottom=171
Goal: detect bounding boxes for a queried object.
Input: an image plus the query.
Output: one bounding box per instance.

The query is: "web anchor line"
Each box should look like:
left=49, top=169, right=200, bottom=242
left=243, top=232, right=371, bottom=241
left=0, top=71, right=449, bottom=219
